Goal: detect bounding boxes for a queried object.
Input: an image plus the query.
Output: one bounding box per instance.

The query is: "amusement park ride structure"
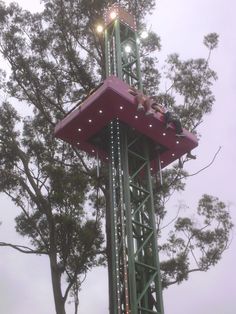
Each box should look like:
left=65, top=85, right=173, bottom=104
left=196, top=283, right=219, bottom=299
left=55, top=4, right=198, bottom=314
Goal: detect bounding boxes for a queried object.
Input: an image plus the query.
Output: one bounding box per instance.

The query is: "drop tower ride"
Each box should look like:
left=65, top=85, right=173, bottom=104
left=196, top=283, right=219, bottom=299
left=55, top=4, right=198, bottom=314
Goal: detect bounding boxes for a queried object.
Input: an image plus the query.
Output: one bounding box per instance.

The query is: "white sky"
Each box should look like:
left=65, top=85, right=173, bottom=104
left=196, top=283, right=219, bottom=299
left=0, top=0, right=236, bottom=314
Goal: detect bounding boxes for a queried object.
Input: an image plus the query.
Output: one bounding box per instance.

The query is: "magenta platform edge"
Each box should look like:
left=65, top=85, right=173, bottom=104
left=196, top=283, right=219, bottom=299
left=54, top=76, right=198, bottom=170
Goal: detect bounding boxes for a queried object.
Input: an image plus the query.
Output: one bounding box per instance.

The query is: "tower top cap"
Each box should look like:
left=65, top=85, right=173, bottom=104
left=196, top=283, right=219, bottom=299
left=104, top=4, right=136, bottom=30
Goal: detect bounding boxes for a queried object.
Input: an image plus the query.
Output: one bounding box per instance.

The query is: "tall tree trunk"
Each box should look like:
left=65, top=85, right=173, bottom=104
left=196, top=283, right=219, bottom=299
left=49, top=254, right=66, bottom=314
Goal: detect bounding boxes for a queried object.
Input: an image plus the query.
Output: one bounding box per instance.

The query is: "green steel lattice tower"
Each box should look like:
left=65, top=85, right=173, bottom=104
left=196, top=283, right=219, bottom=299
left=55, top=3, right=197, bottom=313
left=104, top=5, right=164, bottom=314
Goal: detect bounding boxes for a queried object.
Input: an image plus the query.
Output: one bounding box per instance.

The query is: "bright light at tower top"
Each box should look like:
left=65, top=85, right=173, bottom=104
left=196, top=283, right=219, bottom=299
left=110, top=11, right=117, bottom=19
left=104, top=4, right=137, bottom=31
left=96, top=25, right=104, bottom=33
left=140, top=30, right=148, bottom=39
left=124, top=45, right=132, bottom=54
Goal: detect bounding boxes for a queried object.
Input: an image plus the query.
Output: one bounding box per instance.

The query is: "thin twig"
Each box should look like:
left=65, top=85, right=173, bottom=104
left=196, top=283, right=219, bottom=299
left=181, top=146, right=222, bottom=179
left=160, top=205, right=181, bottom=230
left=0, top=242, right=47, bottom=254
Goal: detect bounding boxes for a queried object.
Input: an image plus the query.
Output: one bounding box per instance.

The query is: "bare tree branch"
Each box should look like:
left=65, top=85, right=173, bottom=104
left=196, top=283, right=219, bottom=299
left=160, top=205, right=181, bottom=230
left=182, top=146, right=222, bottom=179
left=0, top=242, right=48, bottom=255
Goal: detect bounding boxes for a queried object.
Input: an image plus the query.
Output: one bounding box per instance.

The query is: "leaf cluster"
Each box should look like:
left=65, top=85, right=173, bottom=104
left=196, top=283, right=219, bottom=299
left=160, top=194, right=233, bottom=288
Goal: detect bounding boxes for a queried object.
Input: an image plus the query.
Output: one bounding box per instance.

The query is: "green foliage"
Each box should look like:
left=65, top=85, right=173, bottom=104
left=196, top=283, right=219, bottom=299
left=204, top=33, right=219, bottom=50
left=160, top=194, right=233, bottom=287
left=159, top=53, right=217, bottom=132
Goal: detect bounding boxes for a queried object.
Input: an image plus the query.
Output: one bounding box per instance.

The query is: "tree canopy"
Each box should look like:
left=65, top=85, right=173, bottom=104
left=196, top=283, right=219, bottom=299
left=0, top=1, right=233, bottom=314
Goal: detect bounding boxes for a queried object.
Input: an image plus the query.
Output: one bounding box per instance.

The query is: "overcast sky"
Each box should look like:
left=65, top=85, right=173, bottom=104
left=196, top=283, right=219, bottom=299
left=0, top=0, right=236, bottom=314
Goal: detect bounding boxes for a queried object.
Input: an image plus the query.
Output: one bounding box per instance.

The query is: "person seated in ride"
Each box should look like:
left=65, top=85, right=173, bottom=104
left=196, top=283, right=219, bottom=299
left=128, top=86, right=153, bottom=115
left=128, top=87, right=185, bottom=137
left=151, top=102, right=184, bottom=137
left=152, top=102, right=196, bottom=159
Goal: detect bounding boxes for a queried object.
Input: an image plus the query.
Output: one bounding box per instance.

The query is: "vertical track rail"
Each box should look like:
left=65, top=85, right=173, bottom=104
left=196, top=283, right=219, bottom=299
left=110, top=121, right=122, bottom=314
left=109, top=124, right=164, bottom=314
left=110, top=120, right=131, bottom=314
left=116, top=119, right=130, bottom=314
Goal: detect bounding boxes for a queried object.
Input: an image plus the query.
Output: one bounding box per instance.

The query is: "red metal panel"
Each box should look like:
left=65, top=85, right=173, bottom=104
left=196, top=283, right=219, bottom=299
left=54, top=76, right=198, bottom=169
